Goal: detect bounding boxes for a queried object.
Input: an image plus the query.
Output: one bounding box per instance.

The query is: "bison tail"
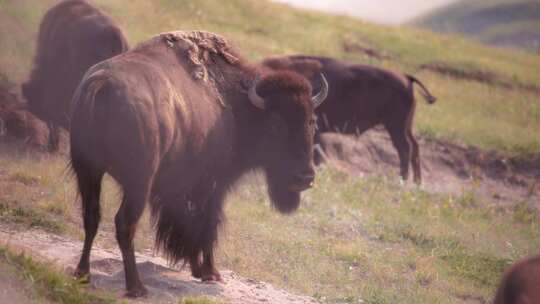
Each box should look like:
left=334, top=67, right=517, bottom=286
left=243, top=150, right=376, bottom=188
left=407, top=74, right=437, bottom=104
left=70, top=72, right=110, bottom=171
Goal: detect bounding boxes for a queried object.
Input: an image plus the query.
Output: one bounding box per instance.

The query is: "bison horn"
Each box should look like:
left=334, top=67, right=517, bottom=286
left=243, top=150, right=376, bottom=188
left=248, top=77, right=266, bottom=110
left=312, top=73, right=329, bottom=108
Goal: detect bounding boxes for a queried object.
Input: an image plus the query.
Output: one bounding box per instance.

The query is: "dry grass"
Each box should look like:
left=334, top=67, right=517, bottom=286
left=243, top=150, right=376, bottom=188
left=0, top=0, right=539, bottom=303
left=1, top=0, right=539, bottom=157
left=1, top=149, right=537, bottom=303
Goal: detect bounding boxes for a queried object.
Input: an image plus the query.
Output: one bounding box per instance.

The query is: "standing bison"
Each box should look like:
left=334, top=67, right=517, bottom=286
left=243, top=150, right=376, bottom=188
left=22, top=0, right=128, bottom=151
left=263, top=55, right=437, bottom=184
left=494, top=255, right=540, bottom=304
left=70, top=31, right=327, bottom=297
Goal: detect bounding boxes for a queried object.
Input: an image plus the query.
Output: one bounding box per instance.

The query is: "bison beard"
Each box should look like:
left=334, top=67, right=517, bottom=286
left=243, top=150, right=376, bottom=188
left=70, top=31, right=327, bottom=297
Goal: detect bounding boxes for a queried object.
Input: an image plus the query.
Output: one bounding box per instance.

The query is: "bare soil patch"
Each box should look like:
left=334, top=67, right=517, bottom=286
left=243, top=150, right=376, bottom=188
left=318, top=128, right=540, bottom=209
left=342, top=40, right=392, bottom=61
left=0, top=259, right=37, bottom=304
left=0, top=224, right=319, bottom=304
left=420, top=61, right=540, bottom=95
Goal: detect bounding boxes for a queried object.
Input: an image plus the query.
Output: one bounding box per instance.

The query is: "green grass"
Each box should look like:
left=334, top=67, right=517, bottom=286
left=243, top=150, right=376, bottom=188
left=1, top=149, right=537, bottom=303
left=0, top=1, right=539, bottom=303
left=0, top=246, right=116, bottom=304
left=216, top=170, right=539, bottom=303
left=1, top=0, right=539, bottom=158
left=181, top=297, right=223, bottom=304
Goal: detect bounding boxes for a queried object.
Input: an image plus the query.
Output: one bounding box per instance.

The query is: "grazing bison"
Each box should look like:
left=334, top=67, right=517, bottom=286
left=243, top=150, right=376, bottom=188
left=263, top=55, right=437, bottom=184
left=0, top=83, right=48, bottom=148
left=22, top=0, right=128, bottom=151
left=494, top=255, right=540, bottom=304
left=70, top=31, right=328, bottom=297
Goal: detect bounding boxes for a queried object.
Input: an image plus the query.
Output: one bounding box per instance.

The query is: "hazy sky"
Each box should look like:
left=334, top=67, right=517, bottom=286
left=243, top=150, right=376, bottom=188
left=272, top=0, right=459, bottom=24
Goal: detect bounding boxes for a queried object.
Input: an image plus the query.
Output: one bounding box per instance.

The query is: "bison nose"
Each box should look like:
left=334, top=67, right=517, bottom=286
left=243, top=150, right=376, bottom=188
left=294, top=171, right=315, bottom=188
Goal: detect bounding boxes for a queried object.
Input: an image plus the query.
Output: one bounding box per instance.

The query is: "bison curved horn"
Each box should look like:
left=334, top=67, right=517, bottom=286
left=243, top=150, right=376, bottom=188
left=312, top=73, right=329, bottom=108
left=248, top=77, right=266, bottom=110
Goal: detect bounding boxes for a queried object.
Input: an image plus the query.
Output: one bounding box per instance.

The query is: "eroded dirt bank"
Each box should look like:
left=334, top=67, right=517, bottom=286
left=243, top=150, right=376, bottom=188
left=319, top=128, right=540, bottom=209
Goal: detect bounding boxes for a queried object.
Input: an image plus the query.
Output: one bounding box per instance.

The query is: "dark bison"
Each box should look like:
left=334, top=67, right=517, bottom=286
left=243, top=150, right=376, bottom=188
left=263, top=55, right=437, bottom=184
left=0, top=83, right=48, bottom=148
left=22, top=0, right=128, bottom=151
left=494, top=255, right=540, bottom=304
left=70, top=31, right=328, bottom=297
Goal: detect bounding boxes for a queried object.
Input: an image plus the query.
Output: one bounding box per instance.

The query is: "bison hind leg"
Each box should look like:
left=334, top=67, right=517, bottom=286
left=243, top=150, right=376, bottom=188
left=385, top=122, right=412, bottom=182
left=408, top=129, right=422, bottom=185
left=72, top=155, right=105, bottom=280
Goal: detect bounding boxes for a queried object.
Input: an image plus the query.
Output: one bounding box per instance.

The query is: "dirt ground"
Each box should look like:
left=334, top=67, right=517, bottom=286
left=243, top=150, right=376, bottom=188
left=319, top=127, right=540, bottom=209
left=0, top=251, right=42, bottom=304
left=0, top=224, right=319, bottom=304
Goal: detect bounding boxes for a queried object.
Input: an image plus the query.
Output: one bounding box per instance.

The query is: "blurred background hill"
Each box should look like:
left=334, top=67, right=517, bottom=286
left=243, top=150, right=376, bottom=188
left=412, top=0, right=540, bottom=52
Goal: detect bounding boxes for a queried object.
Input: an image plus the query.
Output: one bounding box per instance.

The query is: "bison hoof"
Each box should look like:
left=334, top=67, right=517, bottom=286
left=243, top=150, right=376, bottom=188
left=73, top=268, right=90, bottom=282
left=125, top=285, right=148, bottom=298
left=201, top=272, right=222, bottom=283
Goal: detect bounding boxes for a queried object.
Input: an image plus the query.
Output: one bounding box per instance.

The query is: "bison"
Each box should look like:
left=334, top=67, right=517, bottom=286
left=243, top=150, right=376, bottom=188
left=22, top=0, right=128, bottom=151
left=494, top=255, right=540, bottom=304
left=70, top=31, right=328, bottom=297
left=263, top=55, right=437, bottom=184
left=0, top=85, right=48, bottom=148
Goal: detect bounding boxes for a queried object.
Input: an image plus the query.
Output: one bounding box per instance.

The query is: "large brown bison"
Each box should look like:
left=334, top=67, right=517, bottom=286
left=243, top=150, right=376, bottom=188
left=70, top=31, right=328, bottom=297
left=263, top=55, right=437, bottom=184
left=22, top=0, right=128, bottom=151
left=494, top=255, right=540, bottom=304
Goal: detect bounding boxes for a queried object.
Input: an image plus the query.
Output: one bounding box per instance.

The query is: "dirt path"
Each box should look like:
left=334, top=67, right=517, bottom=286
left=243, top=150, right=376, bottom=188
left=319, top=128, right=540, bottom=209
left=0, top=261, right=37, bottom=304
left=0, top=223, right=318, bottom=304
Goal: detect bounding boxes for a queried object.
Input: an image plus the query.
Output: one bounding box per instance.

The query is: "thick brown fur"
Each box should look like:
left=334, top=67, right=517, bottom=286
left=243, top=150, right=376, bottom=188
left=263, top=55, right=437, bottom=184
left=70, top=31, right=322, bottom=297
left=0, top=84, right=48, bottom=148
left=494, top=255, right=540, bottom=304
left=22, top=0, right=128, bottom=151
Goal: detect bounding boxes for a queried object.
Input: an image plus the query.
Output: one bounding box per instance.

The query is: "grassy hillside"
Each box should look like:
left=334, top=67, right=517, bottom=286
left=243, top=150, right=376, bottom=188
left=1, top=0, right=539, bottom=159
left=413, top=0, right=540, bottom=52
left=1, top=143, right=538, bottom=304
left=0, top=1, right=540, bottom=303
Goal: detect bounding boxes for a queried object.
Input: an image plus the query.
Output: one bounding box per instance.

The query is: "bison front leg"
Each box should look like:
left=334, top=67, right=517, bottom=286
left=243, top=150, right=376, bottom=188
left=189, top=252, right=203, bottom=279
left=200, top=246, right=222, bottom=282
left=197, top=190, right=224, bottom=282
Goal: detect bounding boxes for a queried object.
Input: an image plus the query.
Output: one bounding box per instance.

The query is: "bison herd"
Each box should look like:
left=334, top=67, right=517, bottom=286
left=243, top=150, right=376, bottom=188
left=0, top=0, right=535, bottom=302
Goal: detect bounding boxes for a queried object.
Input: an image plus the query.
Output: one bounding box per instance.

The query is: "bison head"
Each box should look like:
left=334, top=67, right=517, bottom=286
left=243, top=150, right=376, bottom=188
left=249, top=71, right=328, bottom=213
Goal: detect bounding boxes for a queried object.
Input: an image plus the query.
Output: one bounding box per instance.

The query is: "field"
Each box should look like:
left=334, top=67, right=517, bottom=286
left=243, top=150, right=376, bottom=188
left=0, top=0, right=539, bottom=303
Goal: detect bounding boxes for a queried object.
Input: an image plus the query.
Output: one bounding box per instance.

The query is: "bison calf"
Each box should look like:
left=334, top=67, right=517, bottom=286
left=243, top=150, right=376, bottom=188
left=22, top=0, right=128, bottom=151
left=263, top=55, right=437, bottom=184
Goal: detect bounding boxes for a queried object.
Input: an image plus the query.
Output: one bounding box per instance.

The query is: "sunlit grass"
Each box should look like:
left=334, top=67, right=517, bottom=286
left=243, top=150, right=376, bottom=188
left=0, top=145, right=538, bottom=303
left=1, top=0, right=539, bottom=157
left=0, top=245, right=117, bottom=304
